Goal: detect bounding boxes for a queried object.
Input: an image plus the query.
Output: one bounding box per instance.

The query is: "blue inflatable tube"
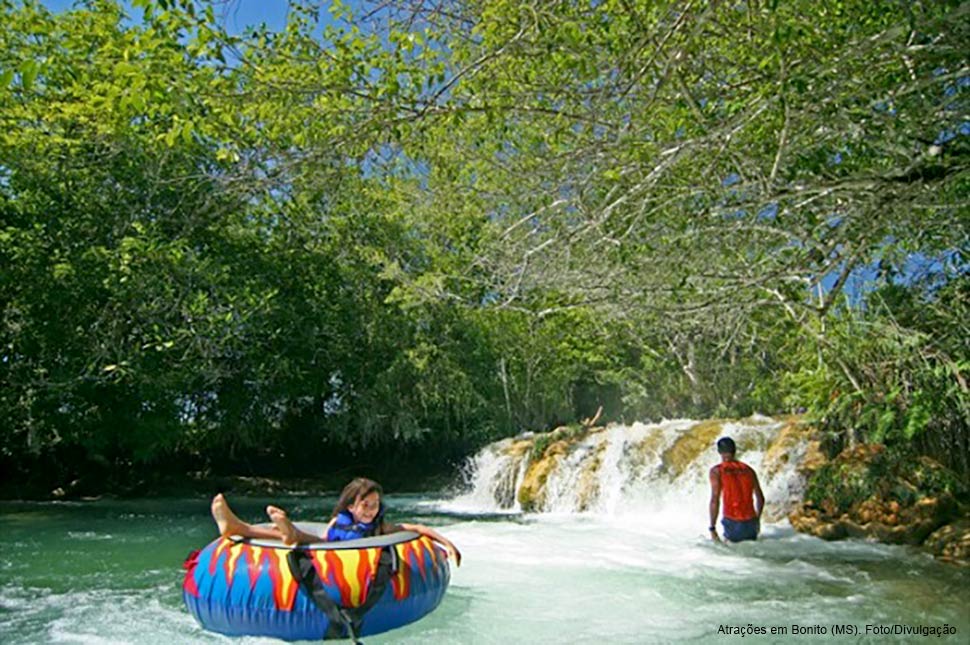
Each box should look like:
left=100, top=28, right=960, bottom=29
left=183, top=523, right=450, bottom=641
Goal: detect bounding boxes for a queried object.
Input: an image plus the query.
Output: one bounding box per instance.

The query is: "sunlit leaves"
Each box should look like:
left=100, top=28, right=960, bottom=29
left=0, top=0, right=965, bottom=486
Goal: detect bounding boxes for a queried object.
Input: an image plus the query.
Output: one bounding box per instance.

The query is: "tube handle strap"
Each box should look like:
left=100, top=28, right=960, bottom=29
left=287, top=546, right=397, bottom=643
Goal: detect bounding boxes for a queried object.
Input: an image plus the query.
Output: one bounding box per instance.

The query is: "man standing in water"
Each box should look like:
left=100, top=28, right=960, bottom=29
left=709, top=437, right=764, bottom=542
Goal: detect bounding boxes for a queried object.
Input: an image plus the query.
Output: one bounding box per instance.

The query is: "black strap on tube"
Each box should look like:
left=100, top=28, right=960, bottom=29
left=287, top=546, right=398, bottom=643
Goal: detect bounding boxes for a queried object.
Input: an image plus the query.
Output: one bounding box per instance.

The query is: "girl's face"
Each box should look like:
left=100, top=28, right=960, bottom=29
left=348, top=491, right=381, bottom=524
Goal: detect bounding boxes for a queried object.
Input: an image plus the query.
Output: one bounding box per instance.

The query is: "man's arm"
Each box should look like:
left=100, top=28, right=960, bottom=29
left=752, top=470, right=765, bottom=519
left=708, top=467, right=721, bottom=542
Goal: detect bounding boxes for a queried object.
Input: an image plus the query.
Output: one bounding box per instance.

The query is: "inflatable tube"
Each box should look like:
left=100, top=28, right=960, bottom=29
left=183, top=523, right=450, bottom=641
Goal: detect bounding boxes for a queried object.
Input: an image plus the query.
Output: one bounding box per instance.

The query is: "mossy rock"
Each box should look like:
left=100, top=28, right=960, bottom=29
left=659, top=420, right=724, bottom=478
left=517, top=440, right=570, bottom=511
left=805, top=445, right=965, bottom=514
left=575, top=441, right=607, bottom=512
left=791, top=444, right=965, bottom=551
left=923, top=518, right=970, bottom=564
left=627, top=425, right=670, bottom=471
left=529, top=423, right=604, bottom=460
left=789, top=507, right=848, bottom=540
left=515, top=421, right=610, bottom=511
left=762, top=420, right=825, bottom=481
left=506, top=439, right=534, bottom=459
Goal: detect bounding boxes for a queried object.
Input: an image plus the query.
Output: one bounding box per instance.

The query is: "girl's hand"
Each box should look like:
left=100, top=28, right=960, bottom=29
left=444, top=541, right=462, bottom=567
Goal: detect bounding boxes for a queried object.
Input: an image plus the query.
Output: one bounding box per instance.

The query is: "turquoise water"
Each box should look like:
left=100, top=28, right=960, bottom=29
left=1, top=495, right=967, bottom=643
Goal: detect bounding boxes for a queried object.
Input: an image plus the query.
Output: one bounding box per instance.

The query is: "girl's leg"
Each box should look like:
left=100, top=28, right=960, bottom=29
left=267, top=506, right=301, bottom=544
left=267, top=505, right=323, bottom=544
left=211, top=493, right=283, bottom=540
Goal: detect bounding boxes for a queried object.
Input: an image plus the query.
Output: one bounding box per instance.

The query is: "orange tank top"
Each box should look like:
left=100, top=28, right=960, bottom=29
left=718, top=460, right=756, bottom=521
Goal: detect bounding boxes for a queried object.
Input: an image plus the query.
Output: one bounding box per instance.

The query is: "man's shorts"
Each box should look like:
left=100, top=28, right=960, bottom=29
left=722, top=517, right=759, bottom=542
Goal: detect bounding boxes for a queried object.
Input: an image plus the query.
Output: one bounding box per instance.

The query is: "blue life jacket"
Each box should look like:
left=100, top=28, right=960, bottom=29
left=326, top=507, right=384, bottom=542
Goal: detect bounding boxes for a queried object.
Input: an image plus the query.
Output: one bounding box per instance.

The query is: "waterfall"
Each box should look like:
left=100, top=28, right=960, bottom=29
left=449, top=437, right=533, bottom=513
left=448, top=415, right=812, bottom=523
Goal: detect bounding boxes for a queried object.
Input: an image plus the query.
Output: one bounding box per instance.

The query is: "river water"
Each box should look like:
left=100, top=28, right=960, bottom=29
left=1, top=419, right=968, bottom=643
left=1, top=494, right=967, bottom=643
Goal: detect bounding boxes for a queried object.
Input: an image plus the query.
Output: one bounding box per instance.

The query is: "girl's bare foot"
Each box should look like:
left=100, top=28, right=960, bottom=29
left=267, top=505, right=298, bottom=545
left=211, top=493, right=247, bottom=537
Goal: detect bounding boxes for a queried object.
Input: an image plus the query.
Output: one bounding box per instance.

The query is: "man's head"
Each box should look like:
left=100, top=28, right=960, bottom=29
left=716, top=436, right=736, bottom=456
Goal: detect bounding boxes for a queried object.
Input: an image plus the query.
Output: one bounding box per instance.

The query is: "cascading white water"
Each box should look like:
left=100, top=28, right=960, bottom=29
left=450, top=416, right=799, bottom=522
left=417, top=416, right=968, bottom=643
left=448, top=438, right=532, bottom=513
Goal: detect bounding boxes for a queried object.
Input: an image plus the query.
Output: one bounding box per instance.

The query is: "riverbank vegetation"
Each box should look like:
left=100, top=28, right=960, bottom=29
left=1, top=0, right=966, bottom=497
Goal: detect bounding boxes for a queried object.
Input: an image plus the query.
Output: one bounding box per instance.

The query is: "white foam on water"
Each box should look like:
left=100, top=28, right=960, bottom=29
left=40, top=587, right=196, bottom=644
left=66, top=532, right=114, bottom=541
left=392, top=507, right=963, bottom=644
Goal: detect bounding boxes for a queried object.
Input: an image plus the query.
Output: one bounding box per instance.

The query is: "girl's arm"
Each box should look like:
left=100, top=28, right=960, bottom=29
left=322, top=516, right=336, bottom=540
left=393, top=522, right=462, bottom=567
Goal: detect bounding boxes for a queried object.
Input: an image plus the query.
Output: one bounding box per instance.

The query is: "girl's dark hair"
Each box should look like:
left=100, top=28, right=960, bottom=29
left=331, top=477, right=383, bottom=520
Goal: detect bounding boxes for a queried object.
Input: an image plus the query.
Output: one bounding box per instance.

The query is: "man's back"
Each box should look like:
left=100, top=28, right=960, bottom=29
left=715, top=460, right=756, bottom=521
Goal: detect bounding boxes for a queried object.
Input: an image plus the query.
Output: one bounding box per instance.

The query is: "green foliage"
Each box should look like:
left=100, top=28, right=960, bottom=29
left=806, top=445, right=967, bottom=515
left=0, top=0, right=966, bottom=491
left=785, top=275, right=969, bottom=477
left=530, top=423, right=586, bottom=461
